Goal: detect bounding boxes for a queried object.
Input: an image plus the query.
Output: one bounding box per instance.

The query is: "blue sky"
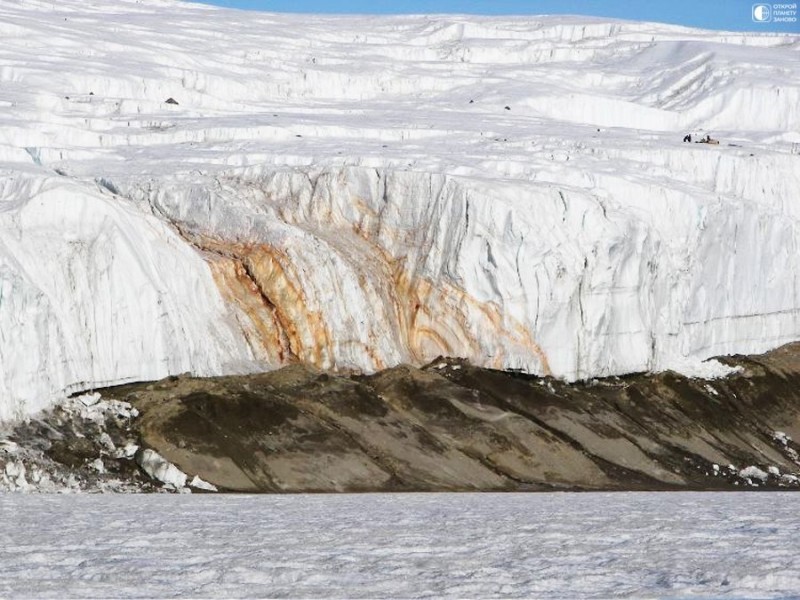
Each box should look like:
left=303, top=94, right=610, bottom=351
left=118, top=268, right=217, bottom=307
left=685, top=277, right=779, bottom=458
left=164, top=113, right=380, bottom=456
left=197, top=0, right=800, bottom=32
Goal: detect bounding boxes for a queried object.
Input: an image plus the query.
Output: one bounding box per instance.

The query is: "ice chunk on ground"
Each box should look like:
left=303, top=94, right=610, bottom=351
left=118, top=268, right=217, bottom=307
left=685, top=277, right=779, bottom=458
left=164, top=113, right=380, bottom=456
left=4, top=461, right=28, bottom=490
left=77, top=392, right=101, bottom=407
left=115, top=443, right=139, bottom=460
left=98, top=432, right=116, bottom=452
left=739, top=466, right=769, bottom=482
left=136, top=448, right=188, bottom=489
left=1, top=440, right=20, bottom=454
left=190, top=475, right=218, bottom=492
left=774, top=431, right=792, bottom=446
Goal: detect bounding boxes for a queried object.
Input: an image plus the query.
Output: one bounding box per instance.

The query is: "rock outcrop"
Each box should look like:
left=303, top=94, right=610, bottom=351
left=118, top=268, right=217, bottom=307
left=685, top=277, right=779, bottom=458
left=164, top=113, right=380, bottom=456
left=92, top=343, right=800, bottom=492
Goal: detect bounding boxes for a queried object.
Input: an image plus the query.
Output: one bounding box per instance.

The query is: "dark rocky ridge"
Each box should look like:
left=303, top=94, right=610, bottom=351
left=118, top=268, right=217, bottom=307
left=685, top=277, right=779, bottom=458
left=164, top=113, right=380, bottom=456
left=90, top=342, right=800, bottom=492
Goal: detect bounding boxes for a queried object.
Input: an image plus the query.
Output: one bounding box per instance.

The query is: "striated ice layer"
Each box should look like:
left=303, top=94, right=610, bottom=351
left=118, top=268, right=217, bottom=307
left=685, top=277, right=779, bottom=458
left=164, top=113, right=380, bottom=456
left=0, top=0, right=799, bottom=419
left=120, top=160, right=800, bottom=380
left=0, top=170, right=256, bottom=422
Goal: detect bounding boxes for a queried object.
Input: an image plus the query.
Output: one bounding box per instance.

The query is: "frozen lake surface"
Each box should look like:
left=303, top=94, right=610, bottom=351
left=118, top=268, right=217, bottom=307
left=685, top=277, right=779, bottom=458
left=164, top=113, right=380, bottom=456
left=1, top=492, right=798, bottom=598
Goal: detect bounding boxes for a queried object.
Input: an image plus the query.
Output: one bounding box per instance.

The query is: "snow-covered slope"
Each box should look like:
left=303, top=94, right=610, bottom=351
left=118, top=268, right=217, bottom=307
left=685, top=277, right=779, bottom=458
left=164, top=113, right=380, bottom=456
left=1, top=0, right=799, bottom=420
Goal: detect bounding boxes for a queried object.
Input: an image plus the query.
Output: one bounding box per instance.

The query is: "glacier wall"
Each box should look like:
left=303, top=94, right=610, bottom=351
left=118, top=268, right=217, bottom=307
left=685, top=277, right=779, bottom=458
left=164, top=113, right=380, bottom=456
left=118, top=152, right=800, bottom=381
left=0, top=170, right=255, bottom=422
left=0, top=0, right=799, bottom=420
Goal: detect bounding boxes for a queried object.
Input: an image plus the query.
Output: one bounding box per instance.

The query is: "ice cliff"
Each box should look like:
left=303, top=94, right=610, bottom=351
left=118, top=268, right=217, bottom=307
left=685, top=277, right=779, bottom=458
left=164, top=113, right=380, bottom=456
left=1, top=0, right=799, bottom=420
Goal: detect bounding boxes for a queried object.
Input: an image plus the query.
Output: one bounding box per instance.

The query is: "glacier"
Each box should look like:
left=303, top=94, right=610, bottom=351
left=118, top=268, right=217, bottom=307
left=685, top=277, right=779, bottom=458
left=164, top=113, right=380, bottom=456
left=1, top=0, right=799, bottom=421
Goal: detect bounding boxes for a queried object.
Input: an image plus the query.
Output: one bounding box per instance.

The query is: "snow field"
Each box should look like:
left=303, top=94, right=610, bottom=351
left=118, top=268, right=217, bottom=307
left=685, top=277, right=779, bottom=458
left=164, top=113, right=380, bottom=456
left=1, top=492, right=799, bottom=598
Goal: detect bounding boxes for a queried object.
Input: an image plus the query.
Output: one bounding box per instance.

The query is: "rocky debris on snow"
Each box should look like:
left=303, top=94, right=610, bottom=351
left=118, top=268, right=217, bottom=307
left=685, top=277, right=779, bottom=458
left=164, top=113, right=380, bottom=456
left=725, top=464, right=800, bottom=488
left=0, top=389, right=219, bottom=493
left=0, top=392, right=152, bottom=493
left=739, top=466, right=769, bottom=482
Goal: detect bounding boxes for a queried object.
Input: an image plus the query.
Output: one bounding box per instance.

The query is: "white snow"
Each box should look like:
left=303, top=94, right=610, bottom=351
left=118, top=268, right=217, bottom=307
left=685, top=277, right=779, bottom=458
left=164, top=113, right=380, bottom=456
left=1, top=0, right=799, bottom=419
left=1, top=492, right=800, bottom=598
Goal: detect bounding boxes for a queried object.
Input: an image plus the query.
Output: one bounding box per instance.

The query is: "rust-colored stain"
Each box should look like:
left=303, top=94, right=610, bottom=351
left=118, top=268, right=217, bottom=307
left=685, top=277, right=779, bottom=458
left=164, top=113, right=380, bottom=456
left=191, top=234, right=333, bottom=368
left=208, top=257, right=287, bottom=363
left=391, top=261, right=551, bottom=375
left=189, top=204, right=550, bottom=375
left=242, top=246, right=333, bottom=368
